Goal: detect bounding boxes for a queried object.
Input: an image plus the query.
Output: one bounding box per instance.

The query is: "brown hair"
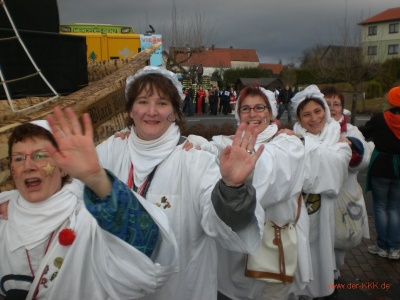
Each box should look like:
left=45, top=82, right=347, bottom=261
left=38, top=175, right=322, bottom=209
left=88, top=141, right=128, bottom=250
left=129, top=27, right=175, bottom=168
left=320, top=86, right=345, bottom=107
left=237, top=83, right=272, bottom=115
left=8, top=123, right=72, bottom=185
left=125, top=73, right=185, bottom=131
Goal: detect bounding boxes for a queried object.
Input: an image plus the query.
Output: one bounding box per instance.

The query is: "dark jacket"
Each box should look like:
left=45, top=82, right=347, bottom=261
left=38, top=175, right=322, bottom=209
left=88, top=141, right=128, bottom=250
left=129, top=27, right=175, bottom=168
left=278, top=88, right=294, bottom=104
left=209, top=90, right=218, bottom=104
left=360, top=107, right=400, bottom=179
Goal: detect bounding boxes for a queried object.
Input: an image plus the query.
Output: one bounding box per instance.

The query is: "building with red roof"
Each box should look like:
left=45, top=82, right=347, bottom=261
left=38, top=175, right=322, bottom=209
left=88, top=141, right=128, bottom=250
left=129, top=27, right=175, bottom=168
left=259, top=63, right=283, bottom=77
left=358, top=7, right=400, bottom=62
left=167, top=46, right=282, bottom=77
left=174, top=46, right=258, bottom=70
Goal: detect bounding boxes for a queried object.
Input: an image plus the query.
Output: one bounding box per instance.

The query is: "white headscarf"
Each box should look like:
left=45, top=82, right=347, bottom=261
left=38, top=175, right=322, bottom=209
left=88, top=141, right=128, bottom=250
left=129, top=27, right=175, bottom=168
left=30, top=120, right=52, bottom=132
left=291, top=84, right=331, bottom=122
left=234, top=86, right=277, bottom=124
left=292, top=85, right=339, bottom=144
left=125, top=66, right=185, bottom=101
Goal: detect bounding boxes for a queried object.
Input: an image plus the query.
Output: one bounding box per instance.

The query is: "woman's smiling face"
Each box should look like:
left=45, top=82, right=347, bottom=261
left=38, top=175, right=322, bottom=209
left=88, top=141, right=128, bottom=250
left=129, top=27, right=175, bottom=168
left=129, top=84, right=176, bottom=141
left=297, top=99, right=327, bottom=134
left=239, top=94, right=271, bottom=132
left=325, top=95, right=343, bottom=121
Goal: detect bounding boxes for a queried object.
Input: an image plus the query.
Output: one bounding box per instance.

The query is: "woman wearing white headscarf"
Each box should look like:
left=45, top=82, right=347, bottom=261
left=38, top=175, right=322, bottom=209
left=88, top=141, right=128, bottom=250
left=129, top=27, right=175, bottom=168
left=0, top=117, right=178, bottom=300
left=320, top=86, right=371, bottom=279
left=93, top=66, right=265, bottom=300
left=289, top=85, right=352, bottom=299
left=186, top=84, right=311, bottom=300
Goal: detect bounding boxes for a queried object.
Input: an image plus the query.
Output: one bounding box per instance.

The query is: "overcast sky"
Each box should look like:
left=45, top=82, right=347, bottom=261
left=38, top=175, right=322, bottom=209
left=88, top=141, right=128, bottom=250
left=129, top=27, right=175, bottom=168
left=57, top=0, right=399, bottom=65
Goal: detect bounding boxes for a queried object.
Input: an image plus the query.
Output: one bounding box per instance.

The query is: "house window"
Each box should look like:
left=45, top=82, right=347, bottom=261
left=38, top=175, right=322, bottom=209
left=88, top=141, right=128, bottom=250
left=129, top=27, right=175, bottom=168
left=368, top=46, right=377, bottom=55
left=368, top=26, right=377, bottom=35
left=388, top=44, right=399, bottom=54
left=389, top=23, right=399, bottom=34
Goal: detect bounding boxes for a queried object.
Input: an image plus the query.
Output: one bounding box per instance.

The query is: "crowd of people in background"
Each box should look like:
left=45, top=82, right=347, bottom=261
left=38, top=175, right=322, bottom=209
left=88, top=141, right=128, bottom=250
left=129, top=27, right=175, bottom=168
left=1, top=64, right=399, bottom=300
left=182, top=83, right=238, bottom=116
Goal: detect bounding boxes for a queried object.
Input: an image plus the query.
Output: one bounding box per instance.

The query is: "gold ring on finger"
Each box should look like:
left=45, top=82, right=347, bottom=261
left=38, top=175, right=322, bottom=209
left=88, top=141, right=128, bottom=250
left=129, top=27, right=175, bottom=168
left=246, top=149, right=255, bottom=155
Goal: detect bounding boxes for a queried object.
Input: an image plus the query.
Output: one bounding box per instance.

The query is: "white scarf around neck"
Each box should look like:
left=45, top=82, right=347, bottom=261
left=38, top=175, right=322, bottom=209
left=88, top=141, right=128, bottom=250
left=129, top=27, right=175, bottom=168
left=5, top=182, right=80, bottom=251
left=293, top=120, right=340, bottom=146
left=128, top=123, right=180, bottom=187
left=256, top=123, right=278, bottom=145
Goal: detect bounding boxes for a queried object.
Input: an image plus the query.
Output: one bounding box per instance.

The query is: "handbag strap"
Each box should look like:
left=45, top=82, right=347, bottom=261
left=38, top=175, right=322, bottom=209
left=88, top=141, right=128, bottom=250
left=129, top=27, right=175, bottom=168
left=272, top=193, right=302, bottom=228
left=294, top=194, right=302, bottom=225
left=274, top=194, right=302, bottom=282
left=273, top=226, right=286, bottom=281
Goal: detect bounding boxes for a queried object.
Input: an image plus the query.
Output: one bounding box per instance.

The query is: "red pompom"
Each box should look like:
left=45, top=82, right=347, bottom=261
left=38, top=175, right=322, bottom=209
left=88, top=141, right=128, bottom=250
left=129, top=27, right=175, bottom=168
left=58, top=228, right=76, bottom=246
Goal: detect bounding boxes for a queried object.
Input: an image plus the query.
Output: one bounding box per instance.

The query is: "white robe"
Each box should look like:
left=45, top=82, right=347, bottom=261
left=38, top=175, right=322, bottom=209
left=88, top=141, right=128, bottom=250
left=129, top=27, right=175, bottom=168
left=95, top=134, right=264, bottom=300
left=292, top=121, right=352, bottom=298
left=189, top=129, right=312, bottom=300
left=334, top=123, right=373, bottom=277
left=0, top=181, right=178, bottom=300
left=340, top=123, right=372, bottom=240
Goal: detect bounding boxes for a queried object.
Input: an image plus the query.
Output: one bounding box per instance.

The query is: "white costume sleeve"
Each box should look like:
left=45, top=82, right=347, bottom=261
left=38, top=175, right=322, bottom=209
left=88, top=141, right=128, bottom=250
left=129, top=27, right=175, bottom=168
left=96, top=135, right=132, bottom=181
left=302, top=136, right=351, bottom=196
left=252, top=134, right=305, bottom=207
left=183, top=149, right=264, bottom=255
left=0, top=190, right=17, bottom=205
left=186, top=134, right=221, bottom=156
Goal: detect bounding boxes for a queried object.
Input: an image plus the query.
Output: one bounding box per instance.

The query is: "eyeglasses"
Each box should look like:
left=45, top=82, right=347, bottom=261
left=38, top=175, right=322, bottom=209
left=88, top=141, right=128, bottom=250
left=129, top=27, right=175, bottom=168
left=239, top=104, right=268, bottom=113
left=326, top=102, right=342, bottom=108
left=10, top=151, right=50, bottom=165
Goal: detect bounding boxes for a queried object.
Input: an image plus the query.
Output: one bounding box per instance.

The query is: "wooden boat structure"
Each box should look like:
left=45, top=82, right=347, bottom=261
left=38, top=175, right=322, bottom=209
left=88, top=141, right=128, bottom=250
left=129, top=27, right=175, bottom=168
left=0, top=42, right=161, bottom=191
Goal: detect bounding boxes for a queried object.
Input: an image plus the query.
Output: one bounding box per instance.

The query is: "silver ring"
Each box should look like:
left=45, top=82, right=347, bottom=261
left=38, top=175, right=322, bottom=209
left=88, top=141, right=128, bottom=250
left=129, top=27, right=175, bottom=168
left=246, top=149, right=255, bottom=155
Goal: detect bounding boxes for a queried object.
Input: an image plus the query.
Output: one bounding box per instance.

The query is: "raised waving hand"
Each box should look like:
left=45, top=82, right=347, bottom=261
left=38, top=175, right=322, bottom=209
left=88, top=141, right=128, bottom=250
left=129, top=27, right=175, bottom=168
left=220, top=123, right=264, bottom=186
left=46, top=107, right=112, bottom=197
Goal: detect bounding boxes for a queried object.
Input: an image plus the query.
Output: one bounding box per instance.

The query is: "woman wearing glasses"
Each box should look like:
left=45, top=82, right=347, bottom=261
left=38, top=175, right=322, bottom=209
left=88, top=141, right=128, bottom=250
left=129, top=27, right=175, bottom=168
left=0, top=118, right=178, bottom=299
left=186, top=83, right=311, bottom=300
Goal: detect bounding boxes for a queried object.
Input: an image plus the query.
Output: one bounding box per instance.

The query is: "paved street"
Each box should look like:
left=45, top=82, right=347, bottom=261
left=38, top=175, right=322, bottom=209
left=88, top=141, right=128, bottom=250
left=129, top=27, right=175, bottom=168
left=185, top=112, right=400, bottom=299
left=185, top=112, right=238, bottom=127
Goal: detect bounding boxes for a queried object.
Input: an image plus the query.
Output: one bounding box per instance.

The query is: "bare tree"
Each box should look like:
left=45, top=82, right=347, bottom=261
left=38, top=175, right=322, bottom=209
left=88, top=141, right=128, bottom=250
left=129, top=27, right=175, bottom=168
left=280, top=64, right=297, bottom=87
left=299, top=20, right=381, bottom=124
left=158, top=1, right=217, bottom=77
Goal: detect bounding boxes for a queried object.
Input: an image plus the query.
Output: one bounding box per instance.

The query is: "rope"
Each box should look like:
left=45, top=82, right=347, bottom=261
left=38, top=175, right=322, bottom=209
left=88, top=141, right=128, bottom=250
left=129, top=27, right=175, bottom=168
left=0, top=0, right=60, bottom=114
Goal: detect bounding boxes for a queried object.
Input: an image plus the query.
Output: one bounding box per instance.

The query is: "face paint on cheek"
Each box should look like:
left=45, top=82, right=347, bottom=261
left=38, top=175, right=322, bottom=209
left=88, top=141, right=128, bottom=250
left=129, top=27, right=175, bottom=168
left=42, top=162, right=55, bottom=177
left=167, top=114, right=176, bottom=122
